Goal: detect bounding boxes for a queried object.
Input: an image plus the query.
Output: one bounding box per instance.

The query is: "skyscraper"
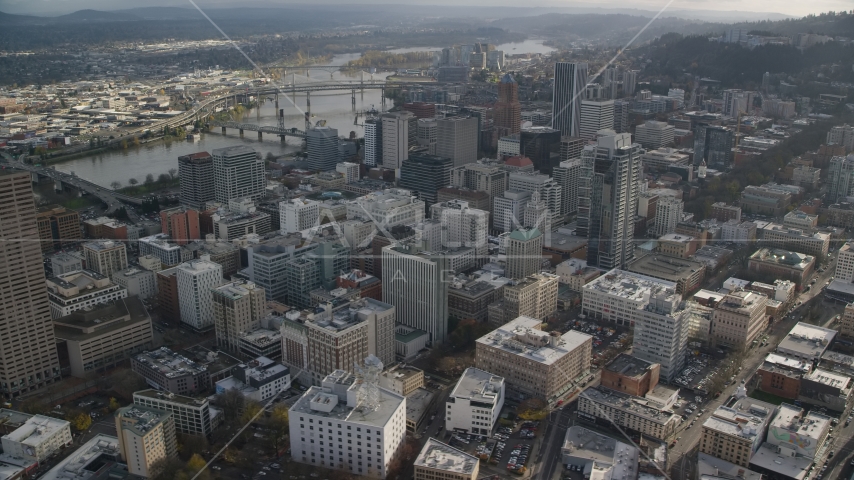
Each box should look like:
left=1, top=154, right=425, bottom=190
left=212, top=280, right=266, bottom=354
left=505, top=227, right=544, bottom=279
left=494, top=73, right=521, bottom=136
left=0, top=170, right=61, bottom=396
left=430, top=200, right=489, bottom=258
left=579, top=99, right=615, bottom=140
left=364, top=117, right=382, bottom=167
left=578, top=132, right=642, bottom=269
left=693, top=124, right=734, bottom=168
left=306, top=126, right=340, bottom=172
left=552, top=62, right=588, bottom=137
left=178, top=152, right=214, bottom=209
left=212, top=145, right=265, bottom=203
left=613, top=100, right=631, bottom=133
left=553, top=157, right=583, bottom=216
left=176, top=256, right=223, bottom=332
left=382, top=243, right=449, bottom=345
left=382, top=111, right=416, bottom=172
left=623, top=70, right=638, bottom=97
left=436, top=116, right=478, bottom=167
left=399, top=152, right=453, bottom=208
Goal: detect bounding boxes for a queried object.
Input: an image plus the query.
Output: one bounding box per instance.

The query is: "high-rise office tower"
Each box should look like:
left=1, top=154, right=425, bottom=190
left=416, top=118, right=438, bottom=154
left=653, top=196, right=685, bottom=237
left=212, top=145, right=265, bottom=203
left=828, top=154, right=854, bottom=202
left=613, top=100, right=631, bottom=134
left=494, top=74, right=521, bottom=135
left=382, top=111, right=415, bottom=172
left=436, top=116, right=478, bottom=167
left=82, top=240, right=128, bottom=278
left=399, top=152, right=453, bottom=208
left=505, top=227, right=544, bottom=279
left=306, top=126, right=340, bottom=171
left=693, top=124, right=735, bottom=168
left=0, top=170, right=61, bottom=396
left=623, top=70, right=638, bottom=97
left=364, top=117, right=382, bottom=167
left=552, top=62, right=588, bottom=137
left=508, top=172, right=562, bottom=225
left=579, top=99, right=615, bottom=140
left=634, top=121, right=676, bottom=149
left=430, top=199, right=489, bottom=257
left=176, top=256, right=223, bottom=332
left=212, top=280, right=266, bottom=354
left=578, top=132, right=642, bottom=269
left=524, top=191, right=551, bottom=239
left=159, top=206, right=200, bottom=245
left=553, top=157, right=583, bottom=216
left=493, top=190, right=531, bottom=233
left=178, top=152, right=215, bottom=209
left=520, top=126, right=562, bottom=173
left=603, top=68, right=619, bottom=100
left=382, top=243, right=449, bottom=345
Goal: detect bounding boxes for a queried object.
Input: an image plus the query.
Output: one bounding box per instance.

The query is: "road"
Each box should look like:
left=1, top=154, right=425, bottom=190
left=0, top=153, right=143, bottom=222
left=668, top=253, right=840, bottom=479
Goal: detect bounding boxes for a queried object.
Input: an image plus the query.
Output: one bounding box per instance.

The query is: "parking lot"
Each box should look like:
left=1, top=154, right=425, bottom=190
left=445, top=420, right=539, bottom=476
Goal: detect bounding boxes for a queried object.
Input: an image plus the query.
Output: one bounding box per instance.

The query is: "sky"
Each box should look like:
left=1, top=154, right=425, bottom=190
left=1, top=0, right=850, bottom=18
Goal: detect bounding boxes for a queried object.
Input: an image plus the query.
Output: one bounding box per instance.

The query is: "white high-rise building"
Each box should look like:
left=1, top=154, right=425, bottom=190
left=632, top=288, right=690, bottom=382
left=281, top=198, right=320, bottom=234
left=430, top=200, right=489, bottom=257
left=827, top=125, right=854, bottom=151
left=382, top=243, right=449, bottom=345
left=552, top=62, right=588, bottom=137
left=364, top=117, right=382, bottom=167
left=212, top=145, right=265, bottom=203
left=579, top=99, right=615, bottom=140
left=176, top=256, right=223, bottom=331
left=382, top=111, right=415, bottom=172
left=508, top=172, right=562, bottom=224
left=289, top=369, right=407, bottom=479
left=445, top=368, right=505, bottom=435
left=336, top=162, right=360, bottom=183
left=346, top=189, right=425, bottom=228
left=634, top=121, right=675, bottom=150
left=416, top=118, right=438, bottom=154
left=493, top=190, right=531, bottom=233
left=436, top=116, right=478, bottom=167
left=653, top=196, right=684, bottom=237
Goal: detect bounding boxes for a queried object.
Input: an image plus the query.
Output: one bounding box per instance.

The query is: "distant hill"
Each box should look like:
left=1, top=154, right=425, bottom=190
left=54, top=9, right=141, bottom=22
left=0, top=10, right=43, bottom=25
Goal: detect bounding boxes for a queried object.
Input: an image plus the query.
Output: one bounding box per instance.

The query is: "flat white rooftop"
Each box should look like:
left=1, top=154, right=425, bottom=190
left=777, top=322, right=837, bottom=358
left=450, top=367, right=504, bottom=405
left=583, top=269, right=676, bottom=302
left=414, top=438, right=478, bottom=475
left=2, top=415, right=69, bottom=446
left=476, top=316, right=592, bottom=366
left=39, top=434, right=120, bottom=480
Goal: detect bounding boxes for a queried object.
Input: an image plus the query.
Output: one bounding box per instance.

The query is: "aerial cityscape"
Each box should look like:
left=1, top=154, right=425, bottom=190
left=0, top=2, right=854, bottom=480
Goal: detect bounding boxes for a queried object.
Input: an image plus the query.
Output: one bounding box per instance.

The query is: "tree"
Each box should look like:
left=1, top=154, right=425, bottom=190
left=158, top=173, right=171, bottom=183
left=178, top=434, right=209, bottom=460
left=145, top=173, right=155, bottom=184
left=517, top=398, right=548, bottom=420
left=108, top=397, right=120, bottom=412
left=186, top=454, right=206, bottom=472
left=128, top=178, right=138, bottom=186
left=168, top=168, right=177, bottom=180
left=212, top=389, right=245, bottom=425
left=266, top=404, right=289, bottom=453
left=110, top=181, right=122, bottom=190
left=69, top=413, right=92, bottom=432
left=150, top=457, right=185, bottom=480
left=241, top=399, right=263, bottom=424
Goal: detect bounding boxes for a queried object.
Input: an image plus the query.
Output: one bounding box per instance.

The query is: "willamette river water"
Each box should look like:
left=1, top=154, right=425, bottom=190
left=52, top=40, right=554, bottom=188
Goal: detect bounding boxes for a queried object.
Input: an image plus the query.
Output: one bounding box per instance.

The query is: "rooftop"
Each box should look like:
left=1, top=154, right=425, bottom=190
left=580, top=387, right=679, bottom=425
left=605, top=354, right=657, bottom=378
left=762, top=353, right=811, bottom=373
left=2, top=415, right=70, bottom=447
left=405, top=388, right=435, bottom=425
left=748, top=442, right=812, bottom=480
left=583, top=269, right=676, bottom=303
left=53, top=296, right=149, bottom=341
left=697, top=452, right=763, bottom=480
left=240, top=328, right=282, bottom=347
left=749, top=248, right=814, bottom=269
left=702, top=396, right=776, bottom=441
left=133, top=346, right=207, bottom=378
left=804, top=368, right=851, bottom=390
left=476, top=316, right=592, bottom=366
left=395, top=325, right=429, bottom=343
left=414, top=438, right=479, bottom=475
left=450, top=368, right=504, bottom=405
left=770, top=403, right=831, bottom=443
left=39, top=434, right=122, bottom=480
left=115, top=406, right=170, bottom=437
left=777, top=322, right=837, bottom=358
left=82, top=240, right=124, bottom=252
left=628, top=255, right=705, bottom=283
left=561, top=426, right=639, bottom=479
left=290, top=370, right=404, bottom=428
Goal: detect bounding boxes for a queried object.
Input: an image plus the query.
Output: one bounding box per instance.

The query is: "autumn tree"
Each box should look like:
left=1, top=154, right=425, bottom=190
left=266, top=404, right=289, bottom=453
left=108, top=397, right=120, bottom=412
left=241, top=399, right=263, bottom=424
left=68, top=413, right=93, bottom=432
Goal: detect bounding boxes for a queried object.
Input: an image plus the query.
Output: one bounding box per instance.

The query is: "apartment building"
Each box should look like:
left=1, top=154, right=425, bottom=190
left=475, top=316, right=592, bottom=403
left=115, top=405, right=178, bottom=478
left=700, top=396, right=777, bottom=467
left=445, top=368, right=505, bottom=435
left=111, top=267, right=157, bottom=300
left=139, top=234, right=193, bottom=267
left=282, top=198, right=321, bottom=234
left=36, top=205, right=80, bottom=253
left=176, top=256, right=223, bottom=332
left=53, top=296, right=153, bottom=378
left=711, top=290, right=769, bottom=351
left=133, top=389, right=215, bottom=437
left=289, top=370, right=407, bottom=479
left=82, top=240, right=128, bottom=278
left=212, top=281, right=266, bottom=355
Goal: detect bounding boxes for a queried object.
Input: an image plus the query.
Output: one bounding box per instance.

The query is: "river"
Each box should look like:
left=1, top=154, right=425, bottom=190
left=52, top=40, right=553, bottom=188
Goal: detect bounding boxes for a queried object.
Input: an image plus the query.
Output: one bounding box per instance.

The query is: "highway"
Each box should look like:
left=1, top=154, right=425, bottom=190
left=0, top=152, right=143, bottom=222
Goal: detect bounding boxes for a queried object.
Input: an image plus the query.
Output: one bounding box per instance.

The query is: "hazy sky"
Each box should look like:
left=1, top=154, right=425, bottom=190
left=2, top=0, right=850, bottom=17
